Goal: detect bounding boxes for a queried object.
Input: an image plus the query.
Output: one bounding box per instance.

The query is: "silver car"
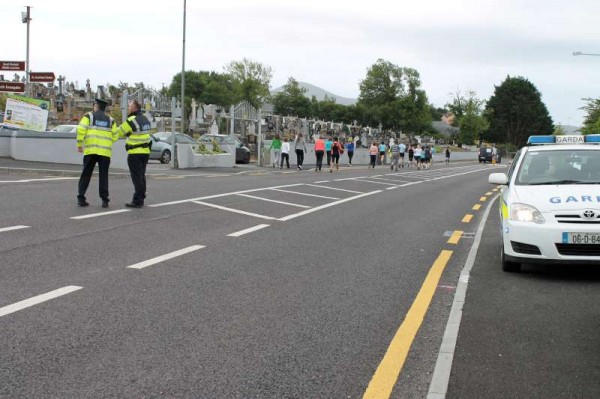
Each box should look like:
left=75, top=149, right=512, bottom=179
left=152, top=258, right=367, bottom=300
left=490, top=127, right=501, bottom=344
left=150, top=132, right=197, bottom=164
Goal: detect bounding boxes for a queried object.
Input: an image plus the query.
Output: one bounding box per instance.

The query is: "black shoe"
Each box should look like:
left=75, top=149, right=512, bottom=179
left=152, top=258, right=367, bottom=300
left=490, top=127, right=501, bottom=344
left=102, top=201, right=109, bottom=208
left=125, top=202, right=143, bottom=208
left=77, top=201, right=89, bottom=207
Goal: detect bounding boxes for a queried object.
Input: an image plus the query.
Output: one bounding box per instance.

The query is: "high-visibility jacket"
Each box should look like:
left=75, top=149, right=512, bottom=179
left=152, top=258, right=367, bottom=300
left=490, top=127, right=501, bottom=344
left=77, top=111, right=118, bottom=157
left=117, top=111, right=152, bottom=155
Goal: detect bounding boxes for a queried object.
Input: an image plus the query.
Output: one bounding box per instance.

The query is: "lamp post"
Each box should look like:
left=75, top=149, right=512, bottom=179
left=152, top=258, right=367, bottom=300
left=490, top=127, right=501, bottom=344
left=172, top=0, right=186, bottom=169
left=22, top=6, right=32, bottom=97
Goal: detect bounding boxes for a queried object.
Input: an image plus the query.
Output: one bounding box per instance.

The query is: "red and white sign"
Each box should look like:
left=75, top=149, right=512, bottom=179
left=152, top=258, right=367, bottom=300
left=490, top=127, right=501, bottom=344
left=0, top=61, right=25, bottom=71
left=0, top=82, right=25, bottom=93
left=30, top=72, right=55, bottom=82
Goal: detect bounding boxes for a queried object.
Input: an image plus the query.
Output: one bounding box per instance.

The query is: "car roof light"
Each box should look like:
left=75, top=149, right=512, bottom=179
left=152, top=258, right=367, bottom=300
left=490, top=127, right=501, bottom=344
left=527, top=136, right=555, bottom=145
left=584, top=134, right=600, bottom=143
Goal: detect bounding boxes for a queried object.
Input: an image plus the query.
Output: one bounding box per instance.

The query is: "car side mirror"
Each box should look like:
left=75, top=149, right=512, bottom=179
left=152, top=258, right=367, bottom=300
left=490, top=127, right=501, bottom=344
left=489, top=173, right=508, bottom=185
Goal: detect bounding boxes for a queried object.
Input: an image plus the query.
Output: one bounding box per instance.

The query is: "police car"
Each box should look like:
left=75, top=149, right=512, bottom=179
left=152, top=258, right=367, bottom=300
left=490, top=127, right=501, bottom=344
left=489, top=135, right=600, bottom=272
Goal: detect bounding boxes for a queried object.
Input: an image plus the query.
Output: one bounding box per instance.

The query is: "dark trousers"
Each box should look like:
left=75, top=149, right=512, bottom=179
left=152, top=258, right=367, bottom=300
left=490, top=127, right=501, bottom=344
left=326, top=152, right=331, bottom=166
left=295, top=149, right=304, bottom=167
left=348, top=151, right=354, bottom=164
left=127, top=153, right=149, bottom=204
left=78, top=154, right=111, bottom=202
left=280, top=153, right=290, bottom=168
left=315, top=150, right=324, bottom=170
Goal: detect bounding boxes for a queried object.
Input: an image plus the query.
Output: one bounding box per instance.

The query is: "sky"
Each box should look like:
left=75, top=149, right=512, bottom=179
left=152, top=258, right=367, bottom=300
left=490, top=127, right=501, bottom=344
left=3, top=0, right=600, bottom=127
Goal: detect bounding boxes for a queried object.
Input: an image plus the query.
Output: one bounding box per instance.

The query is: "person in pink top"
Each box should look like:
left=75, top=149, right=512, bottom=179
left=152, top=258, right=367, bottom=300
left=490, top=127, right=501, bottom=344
left=314, top=136, right=325, bottom=172
left=369, top=142, right=378, bottom=168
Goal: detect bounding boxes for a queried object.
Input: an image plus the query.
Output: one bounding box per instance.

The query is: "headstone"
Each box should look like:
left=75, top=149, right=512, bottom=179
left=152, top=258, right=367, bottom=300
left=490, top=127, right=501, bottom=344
left=190, top=98, right=198, bottom=129
left=85, top=79, right=92, bottom=101
left=210, top=120, right=219, bottom=135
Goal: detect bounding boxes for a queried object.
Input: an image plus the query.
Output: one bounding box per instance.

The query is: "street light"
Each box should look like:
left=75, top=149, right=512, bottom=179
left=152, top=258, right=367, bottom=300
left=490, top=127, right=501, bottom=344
left=573, top=51, right=600, bottom=57
left=22, top=6, right=32, bottom=97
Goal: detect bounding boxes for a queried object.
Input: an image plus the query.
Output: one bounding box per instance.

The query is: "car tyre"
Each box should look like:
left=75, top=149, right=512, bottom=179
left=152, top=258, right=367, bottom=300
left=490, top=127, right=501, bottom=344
left=501, top=246, right=521, bottom=272
left=160, top=149, right=171, bottom=164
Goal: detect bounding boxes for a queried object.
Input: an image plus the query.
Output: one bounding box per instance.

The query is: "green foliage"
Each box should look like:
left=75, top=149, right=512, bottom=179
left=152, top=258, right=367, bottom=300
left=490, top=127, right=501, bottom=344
left=0, top=94, right=7, bottom=111
left=484, top=76, right=553, bottom=148
left=553, top=124, right=567, bottom=136
left=357, top=59, right=432, bottom=133
left=196, top=140, right=225, bottom=155
left=225, top=58, right=273, bottom=109
left=271, top=77, right=311, bottom=117
left=430, top=104, right=447, bottom=121
left=581, top=98, right=600, bottom=134
left=451, top=91, right=489, bottom=145
left=169, top=70, right=235, bottom=108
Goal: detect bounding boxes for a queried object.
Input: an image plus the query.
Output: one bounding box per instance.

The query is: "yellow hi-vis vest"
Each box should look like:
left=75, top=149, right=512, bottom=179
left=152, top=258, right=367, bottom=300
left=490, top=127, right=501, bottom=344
left=117, top=111, right=152, bottom=155
left=77, top=111, right=118, bottom=157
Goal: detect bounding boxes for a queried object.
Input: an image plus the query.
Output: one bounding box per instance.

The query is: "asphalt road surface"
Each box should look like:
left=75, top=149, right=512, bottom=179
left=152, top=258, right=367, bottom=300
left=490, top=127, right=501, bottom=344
left=1, top=161, right=598, bottom=398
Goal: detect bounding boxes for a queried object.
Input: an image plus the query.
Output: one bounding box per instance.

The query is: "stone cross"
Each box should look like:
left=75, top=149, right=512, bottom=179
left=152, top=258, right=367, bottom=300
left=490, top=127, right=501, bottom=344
left=57, top=75, right=65, bottom=94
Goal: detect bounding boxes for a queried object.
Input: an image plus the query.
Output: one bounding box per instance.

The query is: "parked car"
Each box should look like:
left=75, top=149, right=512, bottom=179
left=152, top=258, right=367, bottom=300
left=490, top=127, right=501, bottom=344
left=150, top=131, right=197, bottom=164
left=49, top=125, right=78, bottom=133
left=198, top=134, right=251, bottom=164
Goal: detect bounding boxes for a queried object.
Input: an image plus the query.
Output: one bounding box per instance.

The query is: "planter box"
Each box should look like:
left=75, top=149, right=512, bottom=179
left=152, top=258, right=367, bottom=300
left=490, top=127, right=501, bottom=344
left=177, top=144, right=235, bottom=168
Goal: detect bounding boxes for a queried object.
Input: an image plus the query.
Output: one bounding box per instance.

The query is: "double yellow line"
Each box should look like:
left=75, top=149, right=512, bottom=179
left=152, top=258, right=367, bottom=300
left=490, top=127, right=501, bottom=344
left=363, top=188, right=498, bottom=398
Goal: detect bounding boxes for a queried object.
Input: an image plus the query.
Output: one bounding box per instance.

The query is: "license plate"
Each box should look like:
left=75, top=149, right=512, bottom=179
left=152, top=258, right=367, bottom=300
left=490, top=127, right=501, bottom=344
left=562, top=232, right=600, bottom=244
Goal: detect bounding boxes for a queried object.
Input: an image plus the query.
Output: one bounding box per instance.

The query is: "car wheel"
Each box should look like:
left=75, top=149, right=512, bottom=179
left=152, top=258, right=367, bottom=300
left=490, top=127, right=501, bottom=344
left=160, top=150, right=171, bottom=164
left=501, top=246, right=521, bottom=272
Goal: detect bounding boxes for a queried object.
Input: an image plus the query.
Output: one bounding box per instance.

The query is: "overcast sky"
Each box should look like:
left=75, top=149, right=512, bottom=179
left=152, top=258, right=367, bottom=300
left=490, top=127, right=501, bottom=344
left=4, top=0, right=599, bottom=126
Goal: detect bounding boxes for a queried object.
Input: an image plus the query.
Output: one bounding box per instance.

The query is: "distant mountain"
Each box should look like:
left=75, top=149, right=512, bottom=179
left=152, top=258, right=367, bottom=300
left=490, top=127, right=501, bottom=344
left=271, top=81, right=357, bottom=106
left=560, top=125, right=582, bottom=134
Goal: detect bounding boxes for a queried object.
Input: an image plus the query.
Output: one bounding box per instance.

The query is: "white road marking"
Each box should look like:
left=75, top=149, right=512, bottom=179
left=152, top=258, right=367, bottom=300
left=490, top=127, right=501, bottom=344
left=0, top=177, right=78, bottom=184
left=269, top=188, right=340, bottom=200
left=386, top=186, right=399, bottom=190
left=0, top=286, right=83, bottom=318
left=305, top=184, right=364, bottom=194
left=227, top=224, right=270, bottom=237
left=0, top=225, right=30, bottom=233
left=70, top=209, right=131, bottom=220
left=349, top=178, right=400, bottom=186
left=191, top=201, right=277, bottom=220
left=369, top=176, right=410, bottom=183
left=236, top=194, right=310, bottom=208
left=279, top=190, right=381, bottom=221
left=313, top=180, right=330, bottom=183
left=127, top=245, right=205, bottom=270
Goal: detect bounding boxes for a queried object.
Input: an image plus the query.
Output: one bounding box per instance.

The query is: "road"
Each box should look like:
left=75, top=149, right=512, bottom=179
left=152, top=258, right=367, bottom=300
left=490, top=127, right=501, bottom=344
left=1, top=161, right=599, bottom=398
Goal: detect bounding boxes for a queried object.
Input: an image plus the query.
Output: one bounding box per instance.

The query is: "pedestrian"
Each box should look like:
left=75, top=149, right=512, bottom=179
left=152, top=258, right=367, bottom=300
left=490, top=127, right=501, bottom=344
left=325, top=137, right=333, bottom=166
left=329, top=137, right=343, bottom=172
left=398, top=141, right=406, bottom=167
left=390, top=141, right=400, bottom=171
left=116, top=100, right=152, bottom=208
left=378, top=141, right=387, bottom=165
left=445, top=146, right=451, bottom=164
left=269, top=133, right=281, bottom=168
left=294, top=133, right=308, bottom=170
left=424, top=145, right=432, bottom=170
left=314, top=136, right=325, bottom=172
left=345, top=140, right=355, bottom=166
left=369, top=141, right=378, bottom=168
left=414, top=144, right=423, bottom=170
left=280, top=137, right=290, bottom=169
left=76, top=98, right=118, bottom=208
left=408, top=145, right=414, bottom=167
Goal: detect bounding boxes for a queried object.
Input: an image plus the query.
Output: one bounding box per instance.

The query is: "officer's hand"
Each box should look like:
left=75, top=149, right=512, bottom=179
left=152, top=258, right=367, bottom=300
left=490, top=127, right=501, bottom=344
left=77, top=146, right=83, bottom=153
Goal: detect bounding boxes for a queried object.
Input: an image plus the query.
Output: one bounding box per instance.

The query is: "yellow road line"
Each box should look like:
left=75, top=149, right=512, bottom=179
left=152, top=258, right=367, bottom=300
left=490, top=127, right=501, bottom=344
left=363, top=250, right=453, bottom=399
left=472, top=204, right=481, bottom=211
left=480, top=196, right=487, bottom=202
left=447, top=230, right=463, bottom=245
left=462, top=214, right=473, bottom=223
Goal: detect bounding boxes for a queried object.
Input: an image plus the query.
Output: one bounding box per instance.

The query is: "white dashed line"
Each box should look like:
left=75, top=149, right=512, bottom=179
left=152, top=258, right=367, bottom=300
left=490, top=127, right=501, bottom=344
left=236, top=194, right=310, bottom=208
left=70, top=209, right=131, bottom=220
left=227, top=224, right=270, bottom=237
left=191, top=201, right=277, bottom=220
left=127, top=245, right=205, bottom=270
left=0, top=225, right=30, bottom=233
left=0, top=286, right=83, bottom=318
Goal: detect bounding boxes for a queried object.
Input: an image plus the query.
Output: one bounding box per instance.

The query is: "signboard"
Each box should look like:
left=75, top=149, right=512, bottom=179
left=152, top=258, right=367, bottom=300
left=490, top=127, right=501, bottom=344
left=0, top=82, right=25, bottom=93
left=3, top=94, right=50, bottom=132
left=0, top=61, right=25, bottom=71
left=30, top=72, right=55, bottom=82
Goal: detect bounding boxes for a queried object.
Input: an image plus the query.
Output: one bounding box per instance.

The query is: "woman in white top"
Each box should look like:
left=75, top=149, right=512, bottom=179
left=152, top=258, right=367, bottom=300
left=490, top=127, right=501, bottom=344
left=280, top=138, right=290, bottom=169
left=414, top=145, right=423, bottom=170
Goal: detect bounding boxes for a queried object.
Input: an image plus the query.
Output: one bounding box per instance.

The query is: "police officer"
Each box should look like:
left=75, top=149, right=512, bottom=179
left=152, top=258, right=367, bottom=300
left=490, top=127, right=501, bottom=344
left=76, top=98, right=118, bottom=208
left=117, top=100, right=152, bottom=208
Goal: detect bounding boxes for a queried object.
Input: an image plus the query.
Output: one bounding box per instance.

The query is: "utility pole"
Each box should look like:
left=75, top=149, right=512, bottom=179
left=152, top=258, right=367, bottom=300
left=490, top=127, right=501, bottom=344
left=22, top=6, right=32, bottom=97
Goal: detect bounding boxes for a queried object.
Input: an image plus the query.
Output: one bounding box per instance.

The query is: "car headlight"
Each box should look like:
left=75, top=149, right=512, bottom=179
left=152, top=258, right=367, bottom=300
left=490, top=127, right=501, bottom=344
left=510, top=203, right=545, bottom=224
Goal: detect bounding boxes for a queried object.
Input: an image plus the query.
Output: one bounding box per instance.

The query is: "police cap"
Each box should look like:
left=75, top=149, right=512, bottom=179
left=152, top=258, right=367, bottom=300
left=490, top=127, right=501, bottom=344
left=94, top=98, right=109, bottom=110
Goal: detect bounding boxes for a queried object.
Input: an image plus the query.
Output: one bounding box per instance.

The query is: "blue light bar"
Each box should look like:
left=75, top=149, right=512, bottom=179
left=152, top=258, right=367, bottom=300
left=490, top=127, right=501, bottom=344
left=585, top=134, right=600, bottom=143
left=527, top=135, right=555, bottom=145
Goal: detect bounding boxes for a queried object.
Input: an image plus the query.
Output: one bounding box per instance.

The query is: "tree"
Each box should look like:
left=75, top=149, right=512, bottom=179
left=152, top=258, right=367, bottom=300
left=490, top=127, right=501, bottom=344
left=446, top=90, right=468, bottom=127
left=484, top=76, right=553, bottom=147
left=447, top=91, right=488, bottom=145
left=357, top=59, right=432, bottom=133
left=271, top=77, right=311, bottom=117
left=553, top=124, right=567, bottom=136
left=430, top=104, right=447, bottom=121
left=581, top=97, right=600, bottom=135
left=225, top=58, right=273, bottom=109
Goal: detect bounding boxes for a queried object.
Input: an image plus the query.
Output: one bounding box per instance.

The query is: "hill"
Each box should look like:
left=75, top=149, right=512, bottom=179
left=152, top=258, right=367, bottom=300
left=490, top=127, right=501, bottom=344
left=271, top=81, right=357, bottom=106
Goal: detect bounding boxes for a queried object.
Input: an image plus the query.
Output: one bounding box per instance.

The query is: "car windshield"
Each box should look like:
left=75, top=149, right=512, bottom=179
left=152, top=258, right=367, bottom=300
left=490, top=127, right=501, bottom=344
left=516, top=149, right=600, bottom=185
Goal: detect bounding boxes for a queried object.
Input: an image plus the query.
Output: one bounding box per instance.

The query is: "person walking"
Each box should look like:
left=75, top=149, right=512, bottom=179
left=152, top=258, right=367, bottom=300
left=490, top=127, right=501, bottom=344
left=294, top=133, right=308, bottom=170
left=280, top=137, right=290, bottom=169
left=269, top=133, right=281, bottom=168
left=414, top=144, right=423, bottom=170
left=378, top=141, right=387, bottom=165
left=445, top=146, right=451, bottom=164
left=76, top=98, right=118, bottom=208
left=369, top=141, right=378, bottom=168
left=325, top=137, right=333, bottom=166
left=398, top=141, right=406, bottom=167
left=329, top=137, right=343, bottom=172
left=314, top=136, right=325, bottom=172
left=389, top=141, right=400, bottom=171
left=408, top=145, right=414, bottom=167
left=345, top=140, right=355, bottom=166
left=116, top=100, right=152, bottom=208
